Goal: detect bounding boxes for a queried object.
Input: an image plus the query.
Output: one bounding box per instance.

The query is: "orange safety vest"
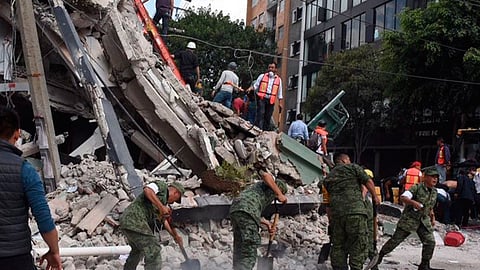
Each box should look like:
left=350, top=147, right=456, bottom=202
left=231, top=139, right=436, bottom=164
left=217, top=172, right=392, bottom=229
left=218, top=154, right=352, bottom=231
left=257, top=73, right=281, bottom=104
left=404, top=167, right=422, bottom=190
left=437, top=145, right=445, bottom=165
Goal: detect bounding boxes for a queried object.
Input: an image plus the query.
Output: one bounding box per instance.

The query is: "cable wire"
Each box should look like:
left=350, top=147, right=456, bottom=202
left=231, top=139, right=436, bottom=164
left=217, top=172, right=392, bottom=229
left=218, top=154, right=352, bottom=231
left=168, top=34, right=480, bottom=86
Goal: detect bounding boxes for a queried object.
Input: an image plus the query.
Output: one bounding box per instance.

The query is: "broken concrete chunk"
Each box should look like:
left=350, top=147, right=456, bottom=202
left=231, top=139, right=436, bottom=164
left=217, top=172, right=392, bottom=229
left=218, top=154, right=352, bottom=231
left=214, top=146, right=237, bottom=164
left=76, top=194, right=119, bottom=235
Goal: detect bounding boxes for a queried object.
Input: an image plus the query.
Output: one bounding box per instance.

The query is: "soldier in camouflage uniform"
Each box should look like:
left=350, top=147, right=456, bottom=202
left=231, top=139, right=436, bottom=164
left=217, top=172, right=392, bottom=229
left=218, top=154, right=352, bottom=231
left=229, top=169, right=288, bottom=270
left=324, top=153, right=379, bottom=270
left=120, top=181, right=185, bottom=270
left=366, top=166, right=441, bottom=270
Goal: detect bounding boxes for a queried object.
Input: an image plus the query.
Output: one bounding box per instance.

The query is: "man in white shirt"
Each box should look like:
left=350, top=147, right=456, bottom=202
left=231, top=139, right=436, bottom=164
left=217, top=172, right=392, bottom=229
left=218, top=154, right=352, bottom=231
left=253, top=62, right=283, bottom=131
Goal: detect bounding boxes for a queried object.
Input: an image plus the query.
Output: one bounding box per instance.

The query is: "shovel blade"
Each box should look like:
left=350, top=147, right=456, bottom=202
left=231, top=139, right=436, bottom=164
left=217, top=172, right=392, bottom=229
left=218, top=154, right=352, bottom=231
left=257, top=256, right=273, bottom=270
left=181, top=259, right=201, bottom=270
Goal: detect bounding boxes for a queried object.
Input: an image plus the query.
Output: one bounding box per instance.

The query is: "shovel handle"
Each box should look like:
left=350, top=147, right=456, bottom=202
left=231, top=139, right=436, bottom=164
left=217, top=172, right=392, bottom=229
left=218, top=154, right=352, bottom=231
left=269, top=213, right=279, bottom=241
left=179, top=244, right=189, bottom=260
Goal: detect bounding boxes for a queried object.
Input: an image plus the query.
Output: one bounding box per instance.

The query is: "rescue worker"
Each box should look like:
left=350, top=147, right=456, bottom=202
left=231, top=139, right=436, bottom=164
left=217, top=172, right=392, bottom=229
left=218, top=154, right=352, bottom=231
left=253, top=62, right=283, bottom=131
left=308, top=120, right=328, bottom=156
left=229, top=168, right=288, bottom=270
left=212, top=61, right=240, bottom=108
left=435, top=137, right=450, bottom=183
left=401, top=161, right=423, bottom=192
left=366, top=166, right=442, bottom=270
left=287, top=113, right=309, bottom=144
left=120, top=181, right=185, bottom=270
left=324, top=153, right=379, bottom=270
left=364, top=169, right=378, bottom=270
left=173, top=41, right=201, bottom=93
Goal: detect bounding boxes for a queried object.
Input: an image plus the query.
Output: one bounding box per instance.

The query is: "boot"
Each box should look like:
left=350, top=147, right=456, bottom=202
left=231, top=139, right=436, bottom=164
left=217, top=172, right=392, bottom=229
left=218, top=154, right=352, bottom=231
left=418, top=261, right=444, bottom=270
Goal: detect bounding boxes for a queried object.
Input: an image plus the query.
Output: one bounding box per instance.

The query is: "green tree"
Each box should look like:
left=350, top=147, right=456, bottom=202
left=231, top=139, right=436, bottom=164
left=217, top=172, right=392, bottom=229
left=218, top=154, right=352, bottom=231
left=305, top=45, right=389, bottom=162
left=381, top=0, right=480, bottom=134
left=168, top=7, right=276, bottom=97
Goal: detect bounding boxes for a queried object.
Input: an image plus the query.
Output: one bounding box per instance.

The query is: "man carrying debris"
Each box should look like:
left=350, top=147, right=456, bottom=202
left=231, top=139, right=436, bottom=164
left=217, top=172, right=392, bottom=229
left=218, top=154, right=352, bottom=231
left=120, top=181, right=185, bottom=270
left=253, top=62, right=283, bottom=131
left=0, top=106, right=62, bottom=269
left=366, top=166, right=441, bottom=270
left=229, top=169, right=288, bottom=270
left=324, top=153, right=379, bottom=270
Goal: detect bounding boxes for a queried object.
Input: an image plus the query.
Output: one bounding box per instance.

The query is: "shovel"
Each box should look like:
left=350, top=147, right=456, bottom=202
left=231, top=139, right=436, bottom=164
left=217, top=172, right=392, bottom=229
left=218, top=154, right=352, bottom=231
left=257, top=210, right=280, bottom=270
left=179, top=244, right=201, bottom=270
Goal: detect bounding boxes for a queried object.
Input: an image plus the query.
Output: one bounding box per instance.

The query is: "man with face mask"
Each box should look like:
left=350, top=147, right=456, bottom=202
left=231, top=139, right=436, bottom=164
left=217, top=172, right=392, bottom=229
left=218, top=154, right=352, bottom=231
left=253, top=62, right=283, bottom=131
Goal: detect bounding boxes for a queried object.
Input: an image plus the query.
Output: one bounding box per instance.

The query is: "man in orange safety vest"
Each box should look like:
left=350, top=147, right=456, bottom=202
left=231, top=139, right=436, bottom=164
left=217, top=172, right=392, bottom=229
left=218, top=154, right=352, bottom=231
left=252, top=62, right=283, bottom=131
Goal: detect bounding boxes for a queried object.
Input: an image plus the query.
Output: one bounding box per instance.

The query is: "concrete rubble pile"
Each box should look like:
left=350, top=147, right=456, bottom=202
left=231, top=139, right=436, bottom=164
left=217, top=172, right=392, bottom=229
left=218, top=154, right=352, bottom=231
left=31, top=156, right=328, bottom=270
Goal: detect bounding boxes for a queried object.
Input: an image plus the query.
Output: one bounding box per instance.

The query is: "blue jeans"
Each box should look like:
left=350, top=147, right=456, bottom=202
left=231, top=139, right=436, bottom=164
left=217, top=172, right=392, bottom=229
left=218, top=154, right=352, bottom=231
left=213, top=90, right=233, bottom=108
left=435, top=164, right=447, bottom=183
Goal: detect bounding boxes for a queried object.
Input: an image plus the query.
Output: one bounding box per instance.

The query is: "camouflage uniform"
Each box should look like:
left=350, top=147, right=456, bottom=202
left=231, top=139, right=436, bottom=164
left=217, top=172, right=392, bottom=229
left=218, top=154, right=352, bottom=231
left=378, top=182, right=437, bottom=265
left=324, top=163, right=370, bottom=270
left=120, top=181, right=168, bottom=270
left=229, top=176, right=287, bottom=270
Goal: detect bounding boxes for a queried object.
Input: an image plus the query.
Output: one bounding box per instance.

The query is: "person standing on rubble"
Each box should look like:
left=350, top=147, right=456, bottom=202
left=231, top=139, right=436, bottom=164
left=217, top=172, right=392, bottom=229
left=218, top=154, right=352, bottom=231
left=435, top=137, right=450, bottom=183
left=173, top=41, right=201, bottom=93
left=366, top=166, right=441, bottom=270
left=212, top=61, right=240, bottom=108
left=288, top=113, right=309, bottom=145
left=229, top=168, right=288, bottom=270
left=143, top=0, right=174, bottom=39
left=120, top=181, right=185, bottom=270
left=0, top=106, right=62, bottom=269
left=324, top=153, right=379, bottom=270
left=253, top=62, right=283, bottom=131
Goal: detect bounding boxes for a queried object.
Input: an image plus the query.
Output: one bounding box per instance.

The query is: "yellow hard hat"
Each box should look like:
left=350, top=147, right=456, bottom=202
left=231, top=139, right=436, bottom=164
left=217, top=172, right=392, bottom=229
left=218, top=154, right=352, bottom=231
left=364, top=169, right=374, bottom=179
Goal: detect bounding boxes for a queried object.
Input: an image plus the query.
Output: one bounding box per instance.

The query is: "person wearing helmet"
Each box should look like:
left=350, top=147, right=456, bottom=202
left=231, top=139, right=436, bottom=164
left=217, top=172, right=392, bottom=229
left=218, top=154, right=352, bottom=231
left=212, top=62, right=240, bottom=108
left=173, top=41, right=201, bottom=93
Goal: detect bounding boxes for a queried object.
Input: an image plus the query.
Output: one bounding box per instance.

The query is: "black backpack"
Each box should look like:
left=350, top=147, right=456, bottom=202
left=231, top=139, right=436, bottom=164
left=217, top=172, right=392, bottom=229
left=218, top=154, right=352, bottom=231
left=307, top=131, right=320, bottom=150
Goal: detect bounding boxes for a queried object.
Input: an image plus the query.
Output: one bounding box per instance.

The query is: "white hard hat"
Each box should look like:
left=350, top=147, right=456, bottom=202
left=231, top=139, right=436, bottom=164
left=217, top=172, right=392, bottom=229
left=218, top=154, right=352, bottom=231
left=186, top=41, right=196, bottom=49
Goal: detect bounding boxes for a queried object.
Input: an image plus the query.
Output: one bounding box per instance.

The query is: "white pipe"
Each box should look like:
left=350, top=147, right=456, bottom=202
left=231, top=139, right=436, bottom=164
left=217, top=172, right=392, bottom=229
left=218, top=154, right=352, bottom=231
left=33, top=245, right=131, bottom=258
left=296, top=0, right=307, bottom=114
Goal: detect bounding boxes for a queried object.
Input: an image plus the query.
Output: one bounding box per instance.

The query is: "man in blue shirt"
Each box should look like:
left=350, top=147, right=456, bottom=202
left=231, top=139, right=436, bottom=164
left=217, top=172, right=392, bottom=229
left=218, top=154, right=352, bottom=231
left=0, top=106, right=62, bottom=269
left=287, top=113, right=309, bottom=144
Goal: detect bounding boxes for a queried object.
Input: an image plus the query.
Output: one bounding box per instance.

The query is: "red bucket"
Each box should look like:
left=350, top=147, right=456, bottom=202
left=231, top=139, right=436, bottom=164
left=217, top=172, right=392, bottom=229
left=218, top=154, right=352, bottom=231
left=444, top=231, right=465, bottom=247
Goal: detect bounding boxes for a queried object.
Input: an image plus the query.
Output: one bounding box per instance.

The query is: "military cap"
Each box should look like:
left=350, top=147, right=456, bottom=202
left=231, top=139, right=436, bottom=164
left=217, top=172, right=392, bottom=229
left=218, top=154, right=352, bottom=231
left=169, top=182, right=186, bottom=194
left=422, top=166, right=439, bottom=176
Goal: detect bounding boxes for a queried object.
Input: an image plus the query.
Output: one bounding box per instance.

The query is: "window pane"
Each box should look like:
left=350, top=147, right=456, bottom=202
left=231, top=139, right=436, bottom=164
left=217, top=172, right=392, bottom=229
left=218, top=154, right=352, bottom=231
left=395, top=0, right=407, bottom=29
left=306, top=3, right=312, bottom=29
left=342, top=20, right=351, bottom=49
left=353, top=0, right=361, bottom=6
left=385, top=1, right=395, bottom=30
left=374, top=5, right=385, bottom=40
left=351, top=17, right=360, bottom=48
left=360, top=13, right=366, bottom=45
left=326, top=0, right=334, bottom=20
left=341, top=0, right=348, bottom=13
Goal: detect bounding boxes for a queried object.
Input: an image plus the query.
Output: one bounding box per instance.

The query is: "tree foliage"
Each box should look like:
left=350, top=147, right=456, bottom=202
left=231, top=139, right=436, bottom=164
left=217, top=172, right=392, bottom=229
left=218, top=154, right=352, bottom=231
left=168, top=8, right=277, bottom=96
left=380, top=0, right=480, bottom=131
left=305, top=45, right=389, bottom=162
